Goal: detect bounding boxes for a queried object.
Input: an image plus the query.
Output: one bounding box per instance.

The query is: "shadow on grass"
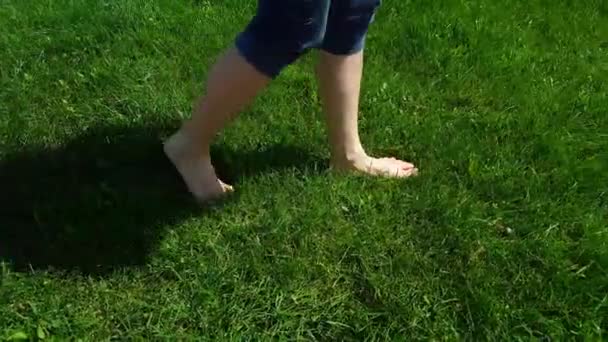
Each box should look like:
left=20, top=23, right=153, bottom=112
left=0, top=124, right=323, bottom=275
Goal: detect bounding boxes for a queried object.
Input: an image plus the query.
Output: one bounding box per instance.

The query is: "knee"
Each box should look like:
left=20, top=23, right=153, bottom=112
left=235, top=2, right=329, bottom=78
left=297, top=21, right=327, bottom=51
left=343, top=0, right=382, bottom=13
left=321, top=0, right=382, bottom=55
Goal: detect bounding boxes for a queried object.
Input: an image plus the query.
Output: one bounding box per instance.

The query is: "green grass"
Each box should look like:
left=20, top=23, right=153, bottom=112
left=1, top=0, right=607, bottom=339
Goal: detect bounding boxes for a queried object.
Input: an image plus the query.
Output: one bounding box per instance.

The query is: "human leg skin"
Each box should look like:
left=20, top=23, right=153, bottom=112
left=165, top=0, right=331, bottom=202
left=316, top=0, right=418, bottom=177
left=164, top=48, right=270, bottom=202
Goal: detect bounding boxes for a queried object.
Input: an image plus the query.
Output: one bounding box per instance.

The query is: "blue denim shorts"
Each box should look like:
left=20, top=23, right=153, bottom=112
left=235, top=0, right=382, bottom=78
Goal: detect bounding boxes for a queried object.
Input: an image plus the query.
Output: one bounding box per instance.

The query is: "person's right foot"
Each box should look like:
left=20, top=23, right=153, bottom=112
left=164, top=131, right=233, bottom=203
left=331, top=153, right=419, bottom=178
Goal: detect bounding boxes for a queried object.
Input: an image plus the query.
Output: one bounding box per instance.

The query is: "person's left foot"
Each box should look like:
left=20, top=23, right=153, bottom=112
left=331, top=154, right=418, bottom=178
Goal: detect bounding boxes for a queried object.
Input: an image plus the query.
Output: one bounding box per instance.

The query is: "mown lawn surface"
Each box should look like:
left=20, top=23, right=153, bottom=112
left=1, top=0, right=607, bottom=339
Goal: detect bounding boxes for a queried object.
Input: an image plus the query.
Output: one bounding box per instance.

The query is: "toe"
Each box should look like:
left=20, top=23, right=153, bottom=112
left=221, top=182, right=234, bottom=193
left=396, top=167, right=418, bottom=178
left=399, top=161, right=415, bottom=170
left=388, top=158, right=415, bottom=170
left=382, top=157, right=415, bottom=169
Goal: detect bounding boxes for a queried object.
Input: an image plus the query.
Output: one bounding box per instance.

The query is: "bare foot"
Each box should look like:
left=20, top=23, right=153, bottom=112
left=163, top=131, right=233, bottom=203
left=331, top=154, right=418, bottom=178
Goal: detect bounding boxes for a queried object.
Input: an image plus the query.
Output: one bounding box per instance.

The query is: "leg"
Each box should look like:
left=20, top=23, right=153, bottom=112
left=317, top=0, right=417, bottom=178
left=165, top=0, right=330, bottom=202
left=164, top=47, right=270, bottom=202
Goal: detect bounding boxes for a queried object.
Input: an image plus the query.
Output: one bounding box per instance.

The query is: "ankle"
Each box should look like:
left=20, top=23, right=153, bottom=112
left=167, top=128, right=210, bottom=160
left=330, top=147, right=368, bottom=166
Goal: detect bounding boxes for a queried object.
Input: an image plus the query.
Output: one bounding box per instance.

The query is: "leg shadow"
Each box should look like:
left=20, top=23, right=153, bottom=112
left=0, top=124, right=323, bottom=275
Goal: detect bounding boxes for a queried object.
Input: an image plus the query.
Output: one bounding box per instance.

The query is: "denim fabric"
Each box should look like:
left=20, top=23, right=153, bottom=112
left=235, top=0, right=381, bottom=78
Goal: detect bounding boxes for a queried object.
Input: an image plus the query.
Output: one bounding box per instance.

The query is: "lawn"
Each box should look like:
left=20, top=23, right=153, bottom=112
left=1, top=0, right=607, bottom=339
